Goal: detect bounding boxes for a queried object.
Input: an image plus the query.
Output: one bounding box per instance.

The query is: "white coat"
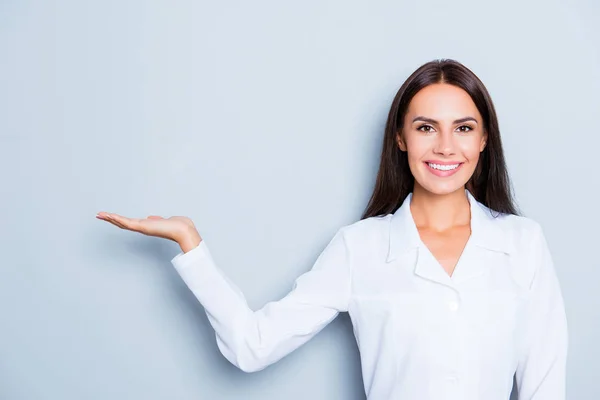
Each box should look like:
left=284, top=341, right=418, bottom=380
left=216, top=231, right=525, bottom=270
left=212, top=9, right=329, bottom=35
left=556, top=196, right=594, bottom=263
left=171, top=189, right=568, bottom=400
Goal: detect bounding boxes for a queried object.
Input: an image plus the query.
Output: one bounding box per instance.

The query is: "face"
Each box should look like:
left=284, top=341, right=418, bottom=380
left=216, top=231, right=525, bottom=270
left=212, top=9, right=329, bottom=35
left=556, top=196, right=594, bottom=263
left=397, top=83, right=487, bottom=196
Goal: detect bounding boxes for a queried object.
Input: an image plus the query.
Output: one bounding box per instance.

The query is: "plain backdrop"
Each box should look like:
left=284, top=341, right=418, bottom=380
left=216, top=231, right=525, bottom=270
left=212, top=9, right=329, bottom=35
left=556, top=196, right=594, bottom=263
left=1, top=0, right=598, bottom=399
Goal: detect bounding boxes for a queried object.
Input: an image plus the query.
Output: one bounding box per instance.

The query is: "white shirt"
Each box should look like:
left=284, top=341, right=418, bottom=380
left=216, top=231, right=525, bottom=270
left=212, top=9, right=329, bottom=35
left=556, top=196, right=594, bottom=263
left=171, top=189, right=568, bottom=400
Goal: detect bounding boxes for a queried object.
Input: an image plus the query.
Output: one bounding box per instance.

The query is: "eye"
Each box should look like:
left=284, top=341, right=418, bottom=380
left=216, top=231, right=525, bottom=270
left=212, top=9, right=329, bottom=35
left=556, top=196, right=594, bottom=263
left=417, top=124, right=434, bottom=133
left=457, top=125, right=474, bottom=133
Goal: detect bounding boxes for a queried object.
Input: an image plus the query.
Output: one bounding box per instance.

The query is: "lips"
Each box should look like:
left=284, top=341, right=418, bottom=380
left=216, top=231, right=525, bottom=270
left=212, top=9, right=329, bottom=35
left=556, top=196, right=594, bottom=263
left=424, top=161, right=464, bottom=177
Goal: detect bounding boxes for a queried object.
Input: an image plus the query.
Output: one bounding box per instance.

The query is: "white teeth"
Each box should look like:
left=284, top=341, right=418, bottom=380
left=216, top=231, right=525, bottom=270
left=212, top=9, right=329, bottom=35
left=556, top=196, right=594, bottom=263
left=427, top=162, right=460, bottom=171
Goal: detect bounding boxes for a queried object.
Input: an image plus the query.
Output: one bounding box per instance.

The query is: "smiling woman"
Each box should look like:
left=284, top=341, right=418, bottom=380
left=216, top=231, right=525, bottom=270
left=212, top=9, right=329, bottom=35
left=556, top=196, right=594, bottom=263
left=97, top=59, right=568, bottom=400
left=362, top=59, right=516, bottom=219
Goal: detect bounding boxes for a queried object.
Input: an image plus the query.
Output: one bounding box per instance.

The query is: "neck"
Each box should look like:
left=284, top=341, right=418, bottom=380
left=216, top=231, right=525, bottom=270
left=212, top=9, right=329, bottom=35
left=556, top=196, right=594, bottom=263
left=410, top=185, right=470, bottom=232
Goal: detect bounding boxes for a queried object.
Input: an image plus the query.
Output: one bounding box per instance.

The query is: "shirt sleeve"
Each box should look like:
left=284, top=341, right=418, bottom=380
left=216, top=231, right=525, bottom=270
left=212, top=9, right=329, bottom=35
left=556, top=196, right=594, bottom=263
left=170, top=227, right=353, bottom=373
left=515, top=222, right=569, bottom=399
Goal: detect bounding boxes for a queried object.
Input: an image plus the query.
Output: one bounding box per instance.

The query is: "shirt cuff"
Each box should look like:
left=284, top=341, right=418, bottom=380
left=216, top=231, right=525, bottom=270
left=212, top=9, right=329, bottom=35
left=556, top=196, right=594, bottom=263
left=171, top=240, right=208, bottom=270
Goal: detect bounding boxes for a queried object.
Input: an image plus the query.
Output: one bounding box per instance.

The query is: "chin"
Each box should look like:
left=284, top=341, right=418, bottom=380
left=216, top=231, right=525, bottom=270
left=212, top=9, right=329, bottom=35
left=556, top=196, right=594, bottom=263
left=423, top=185, right=462, bottom=196
left=415, top=175, right=469, bottom=196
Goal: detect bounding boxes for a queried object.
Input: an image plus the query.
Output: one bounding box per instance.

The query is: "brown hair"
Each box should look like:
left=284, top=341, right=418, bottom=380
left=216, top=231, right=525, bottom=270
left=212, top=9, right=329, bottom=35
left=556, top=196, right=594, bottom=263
left=361, top=59, right=519, bottom=219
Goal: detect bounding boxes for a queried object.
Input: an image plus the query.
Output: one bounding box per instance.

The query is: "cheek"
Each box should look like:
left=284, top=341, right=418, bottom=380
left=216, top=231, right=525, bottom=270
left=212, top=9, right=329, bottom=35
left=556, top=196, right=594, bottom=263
left=457, top=137, right=483, bottom=161
left=404, top=137, right=430, bottom=162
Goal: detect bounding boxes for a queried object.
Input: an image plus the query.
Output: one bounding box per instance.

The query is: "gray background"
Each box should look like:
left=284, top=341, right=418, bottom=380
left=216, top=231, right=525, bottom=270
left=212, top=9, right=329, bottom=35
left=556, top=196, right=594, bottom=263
left=1, top=0, right=598, bottom=399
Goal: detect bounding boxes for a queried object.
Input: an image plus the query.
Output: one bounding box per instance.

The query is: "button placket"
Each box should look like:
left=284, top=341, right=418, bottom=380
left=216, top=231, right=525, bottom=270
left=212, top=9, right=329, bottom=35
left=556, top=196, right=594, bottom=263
left=446, top=290, right=461, bottom=313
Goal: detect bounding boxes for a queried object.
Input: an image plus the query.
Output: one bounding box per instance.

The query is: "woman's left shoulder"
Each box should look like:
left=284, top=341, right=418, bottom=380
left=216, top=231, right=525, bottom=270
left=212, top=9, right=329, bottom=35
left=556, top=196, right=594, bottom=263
left=491, top=212, right=548, bottom=255
left=494, top=212, right=543, bottom=234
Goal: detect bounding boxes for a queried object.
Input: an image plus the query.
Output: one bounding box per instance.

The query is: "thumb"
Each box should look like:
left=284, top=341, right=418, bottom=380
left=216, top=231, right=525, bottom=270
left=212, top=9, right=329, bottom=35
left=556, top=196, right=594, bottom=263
left=147, top=215, right=164, bottom=220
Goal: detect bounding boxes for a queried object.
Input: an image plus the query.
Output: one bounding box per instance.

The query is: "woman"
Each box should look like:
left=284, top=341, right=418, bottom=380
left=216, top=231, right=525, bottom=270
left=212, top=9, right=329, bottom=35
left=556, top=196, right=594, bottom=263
left=97, top=59, right=568, bottom=400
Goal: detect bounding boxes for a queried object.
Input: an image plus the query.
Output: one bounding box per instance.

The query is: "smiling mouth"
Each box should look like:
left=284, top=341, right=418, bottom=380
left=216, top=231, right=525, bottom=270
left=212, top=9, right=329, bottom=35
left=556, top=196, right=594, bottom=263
left=424, top=161, right=465, bottom=177
left=426, top=162, right=462, bottom=171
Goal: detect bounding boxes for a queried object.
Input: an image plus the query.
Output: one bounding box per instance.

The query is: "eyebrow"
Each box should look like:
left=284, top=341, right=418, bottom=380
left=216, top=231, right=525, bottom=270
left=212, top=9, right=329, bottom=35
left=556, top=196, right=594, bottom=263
left=412, top=116, right=478, bottom=125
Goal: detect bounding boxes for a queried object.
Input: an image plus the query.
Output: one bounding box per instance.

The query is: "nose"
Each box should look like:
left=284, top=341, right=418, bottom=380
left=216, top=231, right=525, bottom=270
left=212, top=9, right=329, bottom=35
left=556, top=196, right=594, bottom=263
left=433, top=130, right=456, bottom=156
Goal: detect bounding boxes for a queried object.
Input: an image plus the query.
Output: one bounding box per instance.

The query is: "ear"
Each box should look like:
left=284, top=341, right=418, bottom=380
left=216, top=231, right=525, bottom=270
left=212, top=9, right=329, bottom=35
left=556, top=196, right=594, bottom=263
left=396, top=133, right=407, bottom=152
left=479, top=133, right=487, bottom=152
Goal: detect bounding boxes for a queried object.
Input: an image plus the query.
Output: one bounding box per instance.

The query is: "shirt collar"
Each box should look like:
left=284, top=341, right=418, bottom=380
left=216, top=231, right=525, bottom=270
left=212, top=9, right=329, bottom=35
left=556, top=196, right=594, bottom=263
left=386, top=188, right=514, bottom=263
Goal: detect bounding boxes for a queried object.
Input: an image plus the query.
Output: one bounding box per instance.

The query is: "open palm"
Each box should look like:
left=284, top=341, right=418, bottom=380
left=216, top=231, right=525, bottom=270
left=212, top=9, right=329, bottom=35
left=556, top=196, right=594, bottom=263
left=96, top=212, right=196, bottom=243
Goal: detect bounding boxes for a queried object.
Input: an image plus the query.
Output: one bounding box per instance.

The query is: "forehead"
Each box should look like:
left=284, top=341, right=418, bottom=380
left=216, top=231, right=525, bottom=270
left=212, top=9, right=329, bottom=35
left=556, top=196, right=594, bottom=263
left=407, top=83, right=481, bottom=121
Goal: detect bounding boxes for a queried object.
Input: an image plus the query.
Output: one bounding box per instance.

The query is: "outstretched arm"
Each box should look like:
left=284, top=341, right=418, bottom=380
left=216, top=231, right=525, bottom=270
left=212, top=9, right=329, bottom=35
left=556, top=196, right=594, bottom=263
left=171, top=228, right=353, bottom=373
left=95, top=211, right=353, bottom=373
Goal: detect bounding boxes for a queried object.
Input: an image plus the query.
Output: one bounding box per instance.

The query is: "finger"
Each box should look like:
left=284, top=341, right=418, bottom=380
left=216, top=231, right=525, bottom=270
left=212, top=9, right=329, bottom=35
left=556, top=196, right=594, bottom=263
left=96, top=213, right=114, bottom=222
left=109, top=214, right=140, bottom=230
left=110, top=220, right=128, bottom=230
left=96, top=213, right=132, bottom=231
left=147, top=215, right=164, bottom=220
left=109, top=213, right=128, bottom=224
left=97, top=212, right=119, bottom=221
left=102, top=215, right=128, bottom=230
left=98, top=213, right=149, bottom=233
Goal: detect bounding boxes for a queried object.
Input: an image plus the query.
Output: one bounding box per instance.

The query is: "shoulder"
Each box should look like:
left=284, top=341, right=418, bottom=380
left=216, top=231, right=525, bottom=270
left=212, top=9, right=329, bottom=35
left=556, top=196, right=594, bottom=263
left=338, top=213, right=391, bottom=237
left=493, top=211, right=543, bottom=235
left=491, top=212, right=546, bottom=251
left=489, top=212, right=552, bottom=287
left=332, top=214, right=393, bottom=259
left=469, top=198, right=549, bottom=267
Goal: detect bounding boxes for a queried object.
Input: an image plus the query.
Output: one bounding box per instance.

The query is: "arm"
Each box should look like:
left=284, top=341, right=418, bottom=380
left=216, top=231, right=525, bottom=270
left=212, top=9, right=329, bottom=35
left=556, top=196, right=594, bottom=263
left=170, top=228, right=353, bottom=373
left=515, top=222, right=569, bottom=399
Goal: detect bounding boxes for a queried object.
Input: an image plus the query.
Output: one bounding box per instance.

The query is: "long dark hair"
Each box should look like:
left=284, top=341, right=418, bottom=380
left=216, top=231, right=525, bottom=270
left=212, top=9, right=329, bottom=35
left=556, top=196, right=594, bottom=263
left=361, top=59, right=519, bottom=219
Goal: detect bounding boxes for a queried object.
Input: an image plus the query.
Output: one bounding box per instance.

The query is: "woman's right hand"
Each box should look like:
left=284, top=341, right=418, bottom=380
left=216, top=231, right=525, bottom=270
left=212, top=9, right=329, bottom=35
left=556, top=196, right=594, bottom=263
left=96, top=212, right=202, bottom=252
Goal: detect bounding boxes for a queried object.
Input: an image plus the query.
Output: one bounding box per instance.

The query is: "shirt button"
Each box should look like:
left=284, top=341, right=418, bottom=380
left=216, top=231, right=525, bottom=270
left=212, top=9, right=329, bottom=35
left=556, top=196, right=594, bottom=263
left=448, top=300, right=459, bottom=312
